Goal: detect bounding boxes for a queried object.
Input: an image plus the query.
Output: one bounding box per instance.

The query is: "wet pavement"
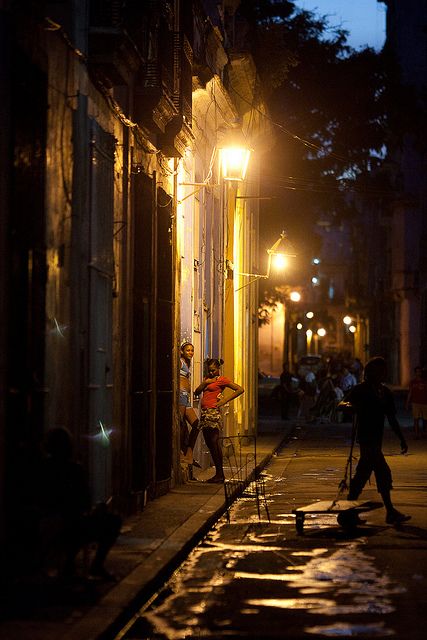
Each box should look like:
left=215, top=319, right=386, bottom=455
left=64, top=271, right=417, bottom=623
left=115, top=421, right=427, bottom=639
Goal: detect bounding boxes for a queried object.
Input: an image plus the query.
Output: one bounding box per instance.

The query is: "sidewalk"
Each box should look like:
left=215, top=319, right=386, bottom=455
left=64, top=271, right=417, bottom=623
left=0, top=418, right=293, bottom=640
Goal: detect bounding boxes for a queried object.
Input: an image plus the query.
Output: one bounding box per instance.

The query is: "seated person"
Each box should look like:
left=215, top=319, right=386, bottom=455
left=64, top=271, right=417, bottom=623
left=37, top=427, right=121, bottom=580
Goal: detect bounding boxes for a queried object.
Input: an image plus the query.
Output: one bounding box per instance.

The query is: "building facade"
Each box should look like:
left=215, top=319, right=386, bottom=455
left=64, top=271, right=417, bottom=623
left=375, top=0, right=427, bottom=383
left=0, top=0, right=272, bottom=551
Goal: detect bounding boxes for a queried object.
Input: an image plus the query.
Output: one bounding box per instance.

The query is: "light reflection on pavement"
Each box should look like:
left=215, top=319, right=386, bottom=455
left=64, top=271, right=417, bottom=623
left=118, top=424, right=418, bottom=639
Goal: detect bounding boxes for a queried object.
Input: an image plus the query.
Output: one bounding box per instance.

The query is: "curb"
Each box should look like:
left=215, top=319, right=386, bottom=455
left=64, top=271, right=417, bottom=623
left=64, top=426, right=294, bottom=640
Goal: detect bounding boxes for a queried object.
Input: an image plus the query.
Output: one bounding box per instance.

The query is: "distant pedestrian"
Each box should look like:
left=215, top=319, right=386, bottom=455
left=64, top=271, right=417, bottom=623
left=312, top=374, right=339, bottom=423
left=195, top=358, right=244, bottom=483
left=179, top=340, right=201, bottom=466
left=406, top=366, right=427, bottom=439
left=339, top=366, right=357, bottom=393
left=351, top=358, right=364, bottom=383
left=297, top=369, right=318, bottom=423
left=343, top=356, right=410, bottom=525
left=279, top=362, right=295, bottom=420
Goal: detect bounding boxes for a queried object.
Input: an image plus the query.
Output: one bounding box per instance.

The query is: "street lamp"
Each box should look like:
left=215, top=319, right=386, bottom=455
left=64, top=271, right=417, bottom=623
left=236, top=231, right=296, bottom=288
left=343, top=315, right=352, bottom=325
left=218, top=126, right=252, bottom=182
left=178, top=126, right=252, bottom=201
left=220, top=146, right=251, bottom=181
left=272, top=252, right=288, bottom=271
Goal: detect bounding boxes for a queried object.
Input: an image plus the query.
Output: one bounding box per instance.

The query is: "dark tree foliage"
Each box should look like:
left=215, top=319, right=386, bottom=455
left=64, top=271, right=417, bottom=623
left=234, top=2, right=395, bottom=317
left=236, top=2, right=422, bottom=321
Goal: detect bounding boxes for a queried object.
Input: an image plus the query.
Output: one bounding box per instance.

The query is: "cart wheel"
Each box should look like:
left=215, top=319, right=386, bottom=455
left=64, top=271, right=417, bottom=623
left=337, top=510, right=361, bottom=530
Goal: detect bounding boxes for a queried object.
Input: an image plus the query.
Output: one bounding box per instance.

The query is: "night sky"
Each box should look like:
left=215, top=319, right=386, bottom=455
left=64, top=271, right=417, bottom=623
left=294, top=0, right=386, bottom=50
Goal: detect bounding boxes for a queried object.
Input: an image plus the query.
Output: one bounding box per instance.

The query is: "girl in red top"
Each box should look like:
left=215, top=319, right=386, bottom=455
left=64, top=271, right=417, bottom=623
left=195, top=358, right=244, bottom=483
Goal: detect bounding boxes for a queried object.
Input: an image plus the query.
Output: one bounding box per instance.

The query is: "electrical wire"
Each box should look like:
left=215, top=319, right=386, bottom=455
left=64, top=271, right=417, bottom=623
left=230, top=83, right=365, bottom=164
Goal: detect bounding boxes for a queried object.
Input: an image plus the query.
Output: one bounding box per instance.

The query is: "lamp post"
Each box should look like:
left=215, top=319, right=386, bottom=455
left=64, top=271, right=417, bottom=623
left=306, top=329, right=313, bottom=354
left=316, top=327, right=326, bottom=355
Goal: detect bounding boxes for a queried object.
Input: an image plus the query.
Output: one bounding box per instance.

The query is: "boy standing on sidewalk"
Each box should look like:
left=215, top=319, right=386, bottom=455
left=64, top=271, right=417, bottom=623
left=343, top=356, right=411, bottom=525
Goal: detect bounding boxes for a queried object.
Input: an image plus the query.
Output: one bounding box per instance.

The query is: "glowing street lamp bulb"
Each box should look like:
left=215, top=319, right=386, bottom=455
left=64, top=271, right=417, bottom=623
left=343, top=315, right=352, bottom=325
left=306, top=311, right=314, bottom=319
left=220, top=146, right=251, bottom=181
left=272, top=253, right=287, bottom=270
left=349, top=325, right=356, bottom=333
left=306, top=329, right=313, bottom=338
left=290, top=291, right=301, bottom=302
left=312, top=257, right=321, bottom=265
left=296, top=322, right=303, bottom=330
left=311, top=276, right=319, bottom=285
left=317, top=327, right=326, bottom=337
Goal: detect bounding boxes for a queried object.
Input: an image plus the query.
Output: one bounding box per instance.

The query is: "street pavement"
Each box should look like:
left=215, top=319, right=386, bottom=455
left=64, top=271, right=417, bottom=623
left=1, top=400, right=426, bottom=640
left=113, top=415, right=427, bottom=639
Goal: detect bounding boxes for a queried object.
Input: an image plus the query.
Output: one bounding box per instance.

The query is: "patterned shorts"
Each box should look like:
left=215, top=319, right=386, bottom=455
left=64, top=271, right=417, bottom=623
left=200, top=408, right=222, bottom=430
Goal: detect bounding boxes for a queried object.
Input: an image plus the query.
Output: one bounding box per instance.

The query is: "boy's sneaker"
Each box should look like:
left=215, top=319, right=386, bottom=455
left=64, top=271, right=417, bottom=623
left=385, top=510, right=411, bottom=525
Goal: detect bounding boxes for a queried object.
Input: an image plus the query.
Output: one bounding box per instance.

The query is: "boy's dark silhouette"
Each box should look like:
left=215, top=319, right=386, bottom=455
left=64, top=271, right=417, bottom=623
left=344, top=357, right=410, bottom=525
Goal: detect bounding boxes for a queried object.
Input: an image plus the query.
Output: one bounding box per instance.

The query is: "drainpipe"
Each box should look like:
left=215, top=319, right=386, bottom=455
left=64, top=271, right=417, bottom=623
left=149, top=171, right=158, bottom=496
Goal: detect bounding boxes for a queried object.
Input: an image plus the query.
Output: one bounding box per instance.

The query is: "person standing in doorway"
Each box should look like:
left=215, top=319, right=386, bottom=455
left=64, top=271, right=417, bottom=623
left=343, top=356, right=410, bottom=525
left=195, top=358, right=244, bottom=483
left=179, top=341, right=201, bottom=465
